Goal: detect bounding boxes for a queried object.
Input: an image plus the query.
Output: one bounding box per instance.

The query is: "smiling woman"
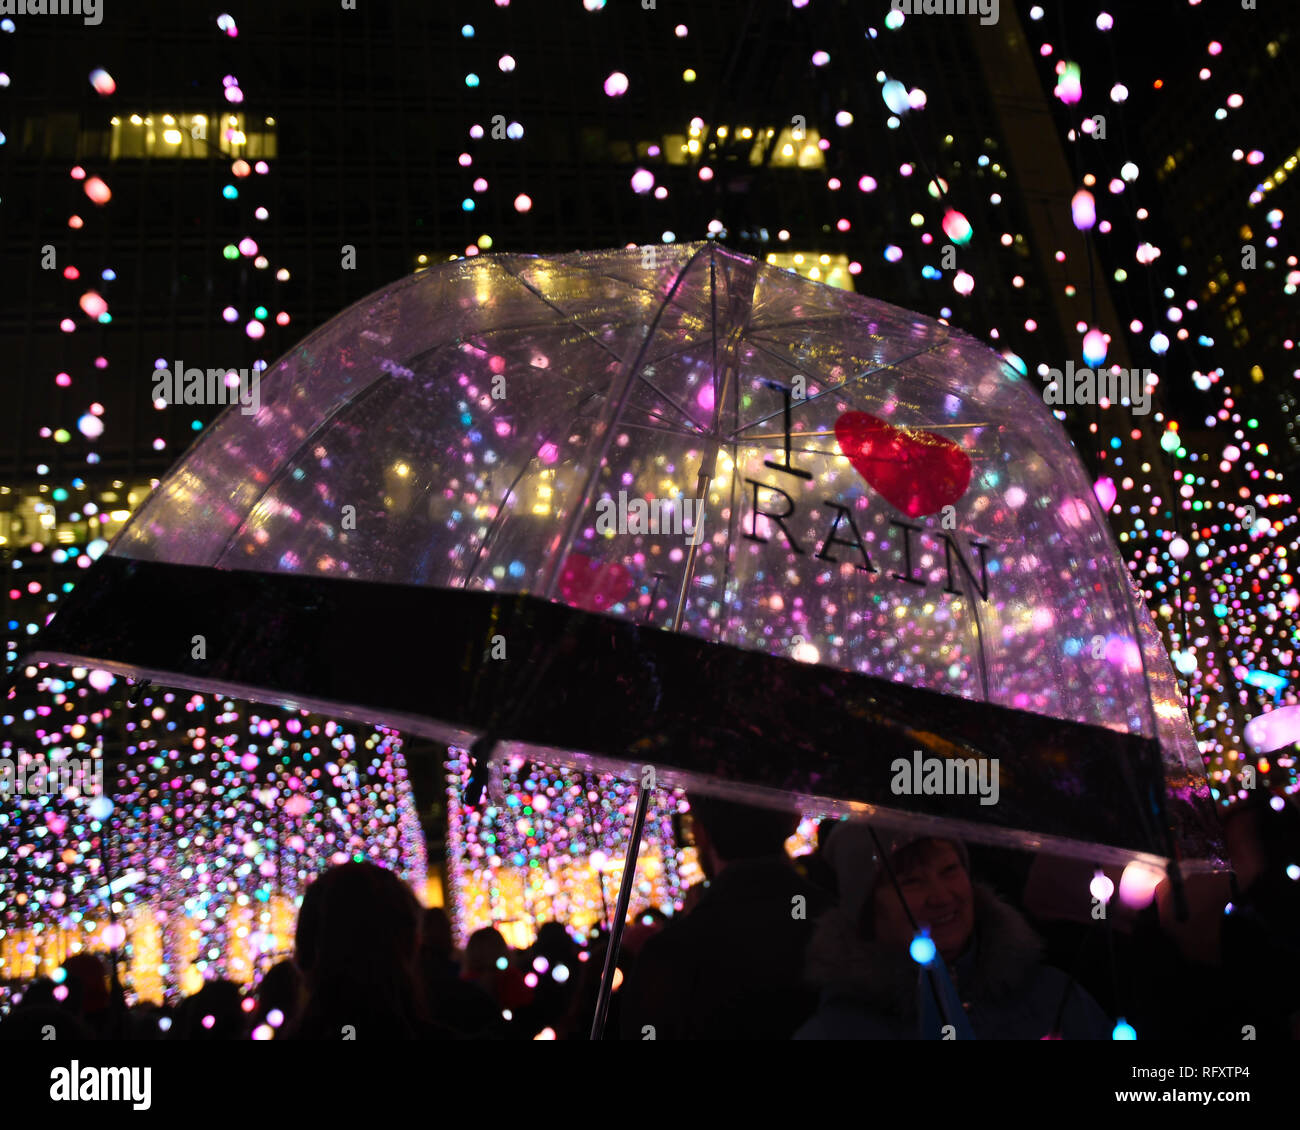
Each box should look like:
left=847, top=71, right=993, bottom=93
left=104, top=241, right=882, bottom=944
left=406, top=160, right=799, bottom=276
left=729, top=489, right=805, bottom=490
left=795, top=827, right=1114, bottom=1040
left=870, top=839, right=976, bottom=962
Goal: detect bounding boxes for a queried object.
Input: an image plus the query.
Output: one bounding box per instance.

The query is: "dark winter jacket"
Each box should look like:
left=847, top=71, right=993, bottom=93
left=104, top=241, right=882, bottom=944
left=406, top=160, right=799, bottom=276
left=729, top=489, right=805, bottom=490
left=619, top=854, right=830, bottom=1040
left=795, top=881, right=1112, bottom=1040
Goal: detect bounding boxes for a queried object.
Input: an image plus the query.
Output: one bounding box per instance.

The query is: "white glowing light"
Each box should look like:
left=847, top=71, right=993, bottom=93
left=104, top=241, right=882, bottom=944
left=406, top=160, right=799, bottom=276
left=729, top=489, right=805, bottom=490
left=1090, top=871, right=1115, bottom=903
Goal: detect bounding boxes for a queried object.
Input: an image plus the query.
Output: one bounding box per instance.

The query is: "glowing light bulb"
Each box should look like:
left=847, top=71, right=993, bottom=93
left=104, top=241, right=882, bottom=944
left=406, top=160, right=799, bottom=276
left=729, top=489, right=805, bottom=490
left=1055, top=61, right=1082, bottom=105
left=1082, top=328, right=1107, bottom=368
left=882, top=80, right=910, bottom=115
left=1244, top=704, right=1300, bottom=754
left=1071, top=189, right=1096, bottom=231
left=1090, top=870, right=1114, bottom=903
left=909, top=932, right=937, bottom=965
left=84, top=177, right=111, bottom=204
left=942, top=208, right=972, bottom=245
left=1118, top=861, right=1163, bottom=909
left=1093, top=477, right=1118, bottom=511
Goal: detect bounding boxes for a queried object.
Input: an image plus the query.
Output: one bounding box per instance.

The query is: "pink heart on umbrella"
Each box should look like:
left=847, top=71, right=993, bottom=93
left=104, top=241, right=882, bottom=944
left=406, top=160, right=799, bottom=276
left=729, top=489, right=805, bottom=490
left=834, top=411, right=973, bottom=518
left=557, top=551, right=634, bottom=612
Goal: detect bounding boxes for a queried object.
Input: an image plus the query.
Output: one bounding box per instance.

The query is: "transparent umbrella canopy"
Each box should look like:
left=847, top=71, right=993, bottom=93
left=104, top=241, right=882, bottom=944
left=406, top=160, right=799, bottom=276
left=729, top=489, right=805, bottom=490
left=29, top=242, right=1219, bottom=868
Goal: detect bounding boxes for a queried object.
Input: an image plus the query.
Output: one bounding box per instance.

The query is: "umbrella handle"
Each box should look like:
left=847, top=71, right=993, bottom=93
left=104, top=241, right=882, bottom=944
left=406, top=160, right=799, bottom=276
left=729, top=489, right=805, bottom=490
left=589, top=782, right=652, bottom=1040
left=464, top=733, right=497, bottom=807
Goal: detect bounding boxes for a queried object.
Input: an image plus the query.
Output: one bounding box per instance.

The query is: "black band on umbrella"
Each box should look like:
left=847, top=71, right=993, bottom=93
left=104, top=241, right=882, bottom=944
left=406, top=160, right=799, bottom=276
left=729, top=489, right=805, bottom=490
left=25, top=554, right=1212, bottom=862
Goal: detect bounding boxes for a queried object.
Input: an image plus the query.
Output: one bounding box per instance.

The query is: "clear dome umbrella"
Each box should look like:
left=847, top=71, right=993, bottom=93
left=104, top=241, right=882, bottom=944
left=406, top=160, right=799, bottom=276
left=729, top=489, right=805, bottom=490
left=28, top=241, right=1219, bottom=900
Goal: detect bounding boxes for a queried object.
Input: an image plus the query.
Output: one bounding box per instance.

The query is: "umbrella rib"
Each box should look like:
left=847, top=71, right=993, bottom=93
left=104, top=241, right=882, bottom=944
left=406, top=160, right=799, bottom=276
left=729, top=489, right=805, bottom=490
left=497, top=264, right=639, bottom=367
left=409, top=325, right=710, bottom=433
left=209, top=364, right=424, bottom=566
left=669, top=245, right=757, bottom=633
left=741, top=424, right=992, bottom=435
left=632, top=374, right=710, bottom=435
left=549, top=259, right=695, bottom=305
left=499, top=255, right=722, bottom=363
left=742, top=331, right=947, bottom=387
left=745, top=311, right=939, bottom=334
left=461, top=392, right=604, bottom=588
left=617, top=411, right=713, bottom=439
left=742, top=314, right=865, bottom=336
left=565, top=268, right=728, bottom=433
left=535, top=243, right=720, bottom=600
left=723, top=338, right=956, bottom=441
left=627, top=341, right=716, bottom=435
left=496, top=262, right=716, bottom=435
left=431, top=321, right=623, bottom=359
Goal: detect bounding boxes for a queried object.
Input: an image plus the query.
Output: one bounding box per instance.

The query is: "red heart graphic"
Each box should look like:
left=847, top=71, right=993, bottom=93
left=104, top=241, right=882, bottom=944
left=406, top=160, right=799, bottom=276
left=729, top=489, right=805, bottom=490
left=834, top=411, right=972, bottom=518
left=557, top=551, right=635, bottom=612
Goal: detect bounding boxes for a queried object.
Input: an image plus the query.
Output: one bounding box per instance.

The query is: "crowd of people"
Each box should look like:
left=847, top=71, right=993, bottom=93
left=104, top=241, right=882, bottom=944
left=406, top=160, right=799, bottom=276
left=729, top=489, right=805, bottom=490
left=3, top=790, right=1298, bottom=1040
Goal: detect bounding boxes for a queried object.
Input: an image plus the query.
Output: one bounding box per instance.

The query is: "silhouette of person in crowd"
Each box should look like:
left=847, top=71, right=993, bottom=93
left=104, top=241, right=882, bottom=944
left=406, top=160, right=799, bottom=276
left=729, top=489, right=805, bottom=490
left=287, top=861, right=451, bottom=1039
left=620, top=793, right=828, bottom=1039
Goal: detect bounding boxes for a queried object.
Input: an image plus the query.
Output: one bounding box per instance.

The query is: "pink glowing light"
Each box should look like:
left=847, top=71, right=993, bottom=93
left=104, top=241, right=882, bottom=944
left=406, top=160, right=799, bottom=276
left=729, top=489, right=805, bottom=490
left=84, top=177, right=111, bottom=205
left=1244, top=705, right=1300, bottom=754
left=1094, top=477, right=1118, bottom=511
left=1071, top=188, right=1096, bottom=231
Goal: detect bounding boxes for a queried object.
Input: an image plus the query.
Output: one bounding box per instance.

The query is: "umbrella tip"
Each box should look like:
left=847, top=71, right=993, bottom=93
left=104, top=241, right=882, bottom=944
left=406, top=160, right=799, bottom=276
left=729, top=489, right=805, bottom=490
left=464, top=733, right=497, bottom=806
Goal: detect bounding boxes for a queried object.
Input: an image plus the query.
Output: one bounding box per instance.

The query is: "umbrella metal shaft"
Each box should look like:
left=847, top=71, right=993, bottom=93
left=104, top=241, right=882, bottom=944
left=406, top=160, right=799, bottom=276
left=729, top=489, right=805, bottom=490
left=589, top=782, right=651, bottom=1040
